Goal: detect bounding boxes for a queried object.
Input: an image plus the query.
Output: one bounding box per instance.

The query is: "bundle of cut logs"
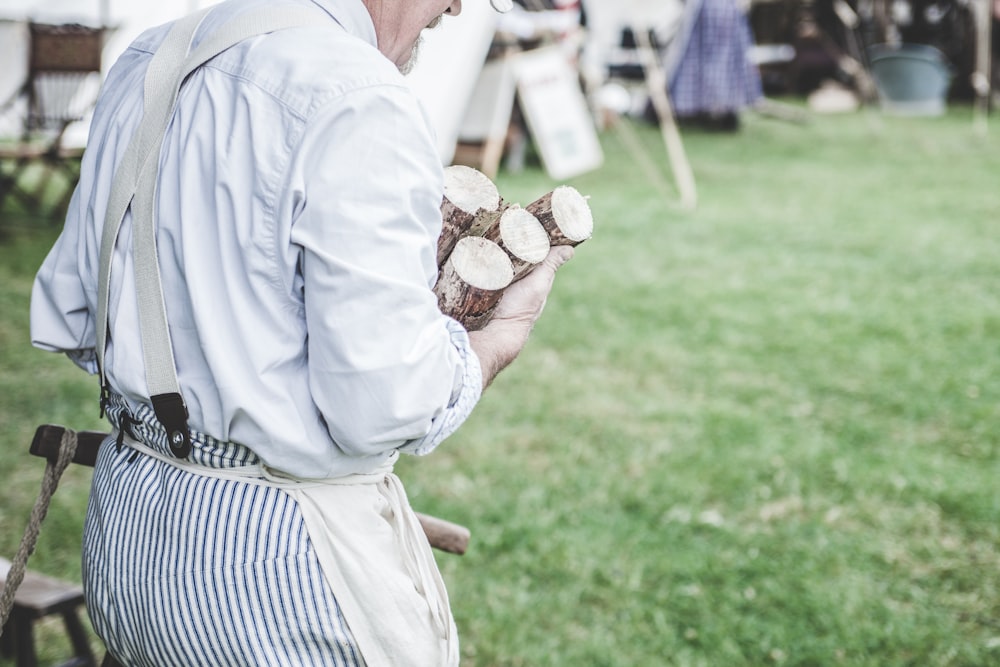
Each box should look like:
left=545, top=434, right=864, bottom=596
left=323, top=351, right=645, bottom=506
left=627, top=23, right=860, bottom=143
left=434, top=165, right=594, bottom=330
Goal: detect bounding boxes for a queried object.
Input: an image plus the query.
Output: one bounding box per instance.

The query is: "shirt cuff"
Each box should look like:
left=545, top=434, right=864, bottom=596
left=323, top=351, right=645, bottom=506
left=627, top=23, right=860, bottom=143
left=397, top=318, right=482, bottom=456
left=66, top=348, right=99, bottom=374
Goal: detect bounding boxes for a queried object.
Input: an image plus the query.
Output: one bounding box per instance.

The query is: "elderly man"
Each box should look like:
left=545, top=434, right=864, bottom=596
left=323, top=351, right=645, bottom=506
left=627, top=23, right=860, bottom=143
left=29, top=0, right=568, bottom=665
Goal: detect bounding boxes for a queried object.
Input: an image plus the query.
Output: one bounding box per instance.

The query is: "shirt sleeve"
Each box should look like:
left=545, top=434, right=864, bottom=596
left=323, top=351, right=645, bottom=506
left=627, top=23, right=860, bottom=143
left=30, top=186, right=100, bottom=374
left=290, top=80, right=481, bottom=459
left=397, top=317, right=482, bottom=456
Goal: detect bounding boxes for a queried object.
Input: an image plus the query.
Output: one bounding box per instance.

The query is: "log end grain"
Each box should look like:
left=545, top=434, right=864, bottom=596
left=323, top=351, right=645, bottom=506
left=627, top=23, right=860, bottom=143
left=499, top=206, right=550, bottom=265
left=550, top=185, right=593, bottom=244
left=526, top=185, right=594, bottom=247
left=443, top=165, right=501, bottom=215
left=449, top=236, right=514, bottom=290
left=439, top=166, right=504, bottom=266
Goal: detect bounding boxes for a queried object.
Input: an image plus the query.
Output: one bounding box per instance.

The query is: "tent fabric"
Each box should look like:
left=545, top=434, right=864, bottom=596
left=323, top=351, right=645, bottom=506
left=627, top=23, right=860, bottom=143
left=578, top=0, right=684, bottom=88
left=0, top=1, right=204, bottom=140
left=1, top=1, right=497, bottom=164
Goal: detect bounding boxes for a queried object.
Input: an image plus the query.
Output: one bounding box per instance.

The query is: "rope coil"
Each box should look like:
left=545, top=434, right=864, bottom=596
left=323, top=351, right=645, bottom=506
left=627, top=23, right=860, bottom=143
left=0, top=428, right=79, bottom=633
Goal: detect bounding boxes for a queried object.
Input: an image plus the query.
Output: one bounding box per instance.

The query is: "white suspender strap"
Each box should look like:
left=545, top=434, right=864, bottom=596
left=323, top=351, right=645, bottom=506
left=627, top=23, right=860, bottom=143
left=96, top=7, right=211, bottom=397
left=95, top=5, right=322, bottom=456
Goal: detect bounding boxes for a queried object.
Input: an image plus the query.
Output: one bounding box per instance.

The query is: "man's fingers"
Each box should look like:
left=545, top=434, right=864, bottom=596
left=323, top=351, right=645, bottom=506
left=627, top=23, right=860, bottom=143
left=492, top=245, right=574, bottom=321
left=521, top=245, right=574, bottom=294
left=544, top=245, right=574, bottom=270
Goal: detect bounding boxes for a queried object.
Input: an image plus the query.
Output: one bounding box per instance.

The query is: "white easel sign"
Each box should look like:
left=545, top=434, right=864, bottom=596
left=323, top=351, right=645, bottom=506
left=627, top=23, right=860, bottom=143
left=512, top=47, right=603, bottom=181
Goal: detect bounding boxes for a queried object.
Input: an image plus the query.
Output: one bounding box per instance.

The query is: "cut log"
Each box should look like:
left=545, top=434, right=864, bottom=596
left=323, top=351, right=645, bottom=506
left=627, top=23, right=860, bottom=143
left=478, top=205, right=550, bottom=280
left=438, top=165, right=502, bottom=266
left=435, top=236, right=513, bottom=331
left=416, top=514, right=471, bottom=556
left=525, top=185, right=594, bottom=247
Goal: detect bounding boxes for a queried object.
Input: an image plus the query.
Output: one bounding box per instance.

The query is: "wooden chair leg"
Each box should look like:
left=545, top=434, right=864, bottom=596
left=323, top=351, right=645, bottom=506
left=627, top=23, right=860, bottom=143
left=27, top=162, right=56, bottom=216
left=0, top=160, right=27, bottom=214
left=2, top=158, right=39, bottom=214
left=62, top=608, right=97, bottom=666
left=12, top=608, right=38, bottom=667
left=0, top=617, right=15, bottom=658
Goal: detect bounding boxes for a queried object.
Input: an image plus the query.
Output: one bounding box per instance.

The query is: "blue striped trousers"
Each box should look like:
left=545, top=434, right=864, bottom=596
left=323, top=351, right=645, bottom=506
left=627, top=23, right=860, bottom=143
left=83, top=401, right=366, bottom=666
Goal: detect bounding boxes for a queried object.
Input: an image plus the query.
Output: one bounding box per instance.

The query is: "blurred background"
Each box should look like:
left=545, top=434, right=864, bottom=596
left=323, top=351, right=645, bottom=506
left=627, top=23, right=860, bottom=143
left=1, top=1, right=998, bottom=665
left=1, top=0, right=996, bottom=183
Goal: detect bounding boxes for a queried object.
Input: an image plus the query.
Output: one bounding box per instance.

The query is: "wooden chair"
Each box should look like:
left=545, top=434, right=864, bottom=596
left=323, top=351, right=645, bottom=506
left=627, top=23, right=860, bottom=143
left=1, top=424, right=471, bottom=667
left=0, top=23, right=105, bottom=219
left=0, top=558, right=95, bottom=667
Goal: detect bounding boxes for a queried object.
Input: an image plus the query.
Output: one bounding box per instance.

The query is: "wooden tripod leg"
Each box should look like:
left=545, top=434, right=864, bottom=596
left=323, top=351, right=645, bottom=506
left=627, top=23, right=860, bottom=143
left=62, top=608, right=96, bottom=666
left=633, top=25, right=698, bottom=210
left=12, top=609, right=36, bottom=667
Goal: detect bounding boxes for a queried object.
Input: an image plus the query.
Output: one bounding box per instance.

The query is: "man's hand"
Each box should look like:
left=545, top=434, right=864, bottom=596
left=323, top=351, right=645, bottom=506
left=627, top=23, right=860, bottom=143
left=468, top=245, right=574, bottom=389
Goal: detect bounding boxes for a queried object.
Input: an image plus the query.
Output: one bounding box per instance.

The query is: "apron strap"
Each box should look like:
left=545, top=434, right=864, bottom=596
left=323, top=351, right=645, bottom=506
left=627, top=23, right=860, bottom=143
left=95, top=5, right=324, bottom=456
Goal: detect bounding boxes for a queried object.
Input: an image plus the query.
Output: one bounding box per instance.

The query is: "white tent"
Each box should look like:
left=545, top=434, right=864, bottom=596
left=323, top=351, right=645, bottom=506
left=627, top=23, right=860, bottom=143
left=0, top=0, right=210, bottom=69
left=0, top=0, right=498, bottom=163
left=578, top=0, right=684, bottom=91
left=0, top=0, right=211, bottom=140
left=404, top=2, right=499, bottom=165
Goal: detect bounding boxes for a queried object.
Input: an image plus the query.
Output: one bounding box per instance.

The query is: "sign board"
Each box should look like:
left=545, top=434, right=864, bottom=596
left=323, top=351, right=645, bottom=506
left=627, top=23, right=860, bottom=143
left=511, top=46, right=603, bottom=181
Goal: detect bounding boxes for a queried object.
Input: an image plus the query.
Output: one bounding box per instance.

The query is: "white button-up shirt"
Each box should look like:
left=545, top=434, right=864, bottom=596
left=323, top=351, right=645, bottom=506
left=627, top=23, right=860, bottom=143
left=30, top=0, right=482, bottom=479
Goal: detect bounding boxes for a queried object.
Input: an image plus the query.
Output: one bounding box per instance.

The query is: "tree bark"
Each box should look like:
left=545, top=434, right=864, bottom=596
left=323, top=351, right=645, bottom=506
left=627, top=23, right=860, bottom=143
left=438, top=165, right=502, bottom=266
left=525, top=185, right=594, bottom=247
left=434, top=236, right=513, bottom=331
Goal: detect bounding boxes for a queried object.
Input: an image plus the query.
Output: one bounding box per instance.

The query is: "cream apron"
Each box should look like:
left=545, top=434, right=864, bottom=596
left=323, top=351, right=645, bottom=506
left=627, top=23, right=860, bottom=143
left=96, top=6, right=460, bottom=665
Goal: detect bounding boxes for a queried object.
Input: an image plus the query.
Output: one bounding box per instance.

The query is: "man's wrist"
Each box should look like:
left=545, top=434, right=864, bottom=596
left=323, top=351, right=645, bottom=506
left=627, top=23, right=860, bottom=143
left=468, top=320, right=531, bottom=389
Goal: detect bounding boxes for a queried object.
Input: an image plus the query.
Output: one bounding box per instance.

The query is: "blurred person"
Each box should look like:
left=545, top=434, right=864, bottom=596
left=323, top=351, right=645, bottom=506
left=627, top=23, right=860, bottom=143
left=664, top=0, right=763, bottom=130
left=28, top=0, right=574, bottom=665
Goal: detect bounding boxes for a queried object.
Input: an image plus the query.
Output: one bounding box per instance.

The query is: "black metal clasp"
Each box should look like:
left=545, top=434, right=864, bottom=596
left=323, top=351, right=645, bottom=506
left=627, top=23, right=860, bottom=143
left=151, top=392, right=191, bottom=458
left=99, top=382, right=110, bottom=419
left=115, top=410, right=136, bottom=453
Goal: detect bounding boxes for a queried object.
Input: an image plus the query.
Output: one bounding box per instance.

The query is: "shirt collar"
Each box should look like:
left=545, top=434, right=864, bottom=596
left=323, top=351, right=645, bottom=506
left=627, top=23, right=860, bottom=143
left=307, top=0, right=378, bottom=48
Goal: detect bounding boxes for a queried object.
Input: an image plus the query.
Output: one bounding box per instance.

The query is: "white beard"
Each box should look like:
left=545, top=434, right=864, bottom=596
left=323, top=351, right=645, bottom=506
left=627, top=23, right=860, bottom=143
left=400, top=14, right=443, bottom=75
left=400, top=35, right=422, bottom=75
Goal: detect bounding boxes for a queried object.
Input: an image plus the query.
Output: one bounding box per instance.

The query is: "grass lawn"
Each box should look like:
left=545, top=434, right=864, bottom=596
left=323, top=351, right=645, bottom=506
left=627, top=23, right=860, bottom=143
left=1, top=104, right=998, bottom=666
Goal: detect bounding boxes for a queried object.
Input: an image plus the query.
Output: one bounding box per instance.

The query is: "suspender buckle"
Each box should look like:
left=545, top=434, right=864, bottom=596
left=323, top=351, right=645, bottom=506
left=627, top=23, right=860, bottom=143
left=99, top=382, right=110, bottom=419
left=151, top=392, right=191, bottom=458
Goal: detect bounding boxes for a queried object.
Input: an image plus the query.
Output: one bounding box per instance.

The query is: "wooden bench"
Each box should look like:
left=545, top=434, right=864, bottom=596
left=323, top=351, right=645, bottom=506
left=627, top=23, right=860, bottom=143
left=0, top=556, right=96, bottom=667
left=3, top=424, right=471, bottom=667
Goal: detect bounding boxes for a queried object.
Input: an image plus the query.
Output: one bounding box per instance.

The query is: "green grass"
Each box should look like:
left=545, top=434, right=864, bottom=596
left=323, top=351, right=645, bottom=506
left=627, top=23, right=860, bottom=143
left=2, top=105, right=999, bottom=666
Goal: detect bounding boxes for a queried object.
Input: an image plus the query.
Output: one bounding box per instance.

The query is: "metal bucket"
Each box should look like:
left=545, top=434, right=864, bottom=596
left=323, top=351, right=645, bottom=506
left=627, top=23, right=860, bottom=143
left=868, top=43, right=953, bottom=116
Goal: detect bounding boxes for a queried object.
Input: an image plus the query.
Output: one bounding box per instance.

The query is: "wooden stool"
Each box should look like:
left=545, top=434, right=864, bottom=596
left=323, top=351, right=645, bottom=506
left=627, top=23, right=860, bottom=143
left=0, top=557, right=96, bottom=667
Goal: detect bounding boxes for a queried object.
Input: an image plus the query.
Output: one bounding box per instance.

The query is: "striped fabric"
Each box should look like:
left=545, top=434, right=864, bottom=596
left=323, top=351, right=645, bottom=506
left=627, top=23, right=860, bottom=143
left=84, top=396, right=366, bottom=666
